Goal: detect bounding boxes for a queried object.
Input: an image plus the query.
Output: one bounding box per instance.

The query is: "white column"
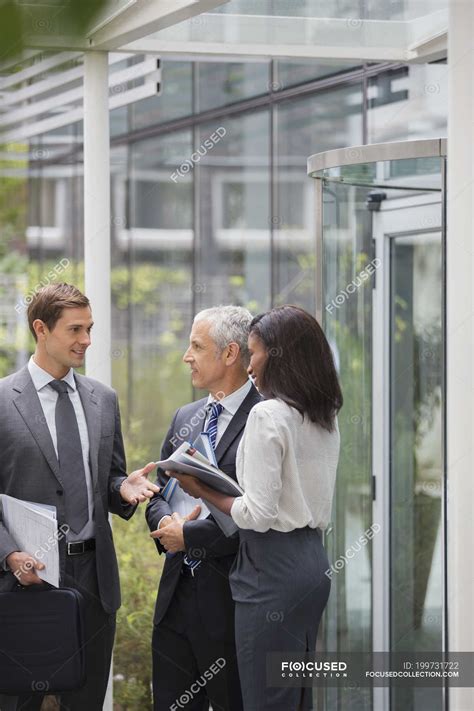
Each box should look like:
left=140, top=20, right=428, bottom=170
left=83, top=51, right=111, bottom=387
left=83, top=51, right=113, bottom=711
left=447, top=2, right=474, bottom=709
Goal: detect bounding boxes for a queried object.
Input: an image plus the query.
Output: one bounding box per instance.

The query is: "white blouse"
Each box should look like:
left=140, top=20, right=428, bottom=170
left=230, top=398, right=340, bottom=533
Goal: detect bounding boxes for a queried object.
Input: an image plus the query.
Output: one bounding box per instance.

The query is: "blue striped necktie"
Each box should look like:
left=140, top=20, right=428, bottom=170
left=183, top=401, right=223, bottom=573
left=205, top=401, right=224, bottom=450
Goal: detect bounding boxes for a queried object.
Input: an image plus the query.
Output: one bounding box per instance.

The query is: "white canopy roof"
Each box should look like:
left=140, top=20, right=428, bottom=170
left=16, top=0, right=447, bottom=62
left=121, top=0, right=448, bottom=62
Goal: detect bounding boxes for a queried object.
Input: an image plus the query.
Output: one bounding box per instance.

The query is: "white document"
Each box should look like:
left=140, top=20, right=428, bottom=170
left=160, top=473, right=238, bottom=538
left=0, top=495, right=60, bottom=587
left=161, top=477, right=210, bottom=520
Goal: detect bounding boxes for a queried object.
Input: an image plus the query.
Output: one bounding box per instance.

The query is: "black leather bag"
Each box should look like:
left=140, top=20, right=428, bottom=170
left=0, top=586, right=86, bottom=695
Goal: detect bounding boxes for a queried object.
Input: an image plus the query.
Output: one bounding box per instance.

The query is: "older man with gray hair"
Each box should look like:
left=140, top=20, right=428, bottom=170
left=146, top=305, right=261, bottom=711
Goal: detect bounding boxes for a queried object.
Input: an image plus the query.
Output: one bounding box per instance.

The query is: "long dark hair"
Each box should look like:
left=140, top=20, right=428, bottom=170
left=250, top=305, right=343, bottom=432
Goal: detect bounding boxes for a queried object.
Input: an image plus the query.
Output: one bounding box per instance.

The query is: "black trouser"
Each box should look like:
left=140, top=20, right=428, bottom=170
left=12, top=550, right=115, bottom=711
left=152, top=572, right=243, bottom=711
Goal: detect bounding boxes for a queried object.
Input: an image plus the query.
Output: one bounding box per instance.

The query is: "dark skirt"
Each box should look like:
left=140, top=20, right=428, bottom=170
left=229, top=526, right=331, bottom=711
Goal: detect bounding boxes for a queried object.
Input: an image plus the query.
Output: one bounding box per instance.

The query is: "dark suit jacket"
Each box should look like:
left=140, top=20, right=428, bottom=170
left=0, top=365, right=135, bottom=613
left=146, top=384, right=261, bottom=641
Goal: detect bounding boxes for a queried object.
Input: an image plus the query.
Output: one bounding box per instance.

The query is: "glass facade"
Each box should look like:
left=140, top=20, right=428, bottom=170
left=130, top=60, right=193, bottom=130
left=197, top=60, right=270, bottom=111
left=275, top=84, right=363, bottom=311
left=196, top=111, right=271, bottom=313
left=0, top=55, right=448, bottom=710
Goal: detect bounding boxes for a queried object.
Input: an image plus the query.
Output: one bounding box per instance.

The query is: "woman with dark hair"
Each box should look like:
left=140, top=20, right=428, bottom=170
left=174, top=305, right=342, bottom=711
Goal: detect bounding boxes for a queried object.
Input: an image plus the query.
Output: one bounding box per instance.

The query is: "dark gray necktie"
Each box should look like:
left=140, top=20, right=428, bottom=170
left=49, top=379, right=89, bottom=534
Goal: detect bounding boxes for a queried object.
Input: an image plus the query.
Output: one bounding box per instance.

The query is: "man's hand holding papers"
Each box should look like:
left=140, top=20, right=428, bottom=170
left=5, top=551, right=45, bottom=586
left=0, top=495, right=61, bottom=587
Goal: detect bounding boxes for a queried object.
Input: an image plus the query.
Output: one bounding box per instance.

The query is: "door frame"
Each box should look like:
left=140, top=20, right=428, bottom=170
left=371, top=192, right=446, bottom=711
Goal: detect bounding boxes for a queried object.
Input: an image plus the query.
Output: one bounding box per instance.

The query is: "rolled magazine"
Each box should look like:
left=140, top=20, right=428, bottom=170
left=156, top=441, right=243, bottom=497
left=156, top=442, right=241, bottom=537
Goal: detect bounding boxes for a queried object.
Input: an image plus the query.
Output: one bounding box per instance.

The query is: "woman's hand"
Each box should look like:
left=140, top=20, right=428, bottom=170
left=172, top=472, right=205, bottom=499
left=173, top=472, right=236, bottom=516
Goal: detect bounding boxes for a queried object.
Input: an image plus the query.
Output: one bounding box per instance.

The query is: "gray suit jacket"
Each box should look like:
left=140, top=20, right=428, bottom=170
left=0, top=365, right=135, bottom=613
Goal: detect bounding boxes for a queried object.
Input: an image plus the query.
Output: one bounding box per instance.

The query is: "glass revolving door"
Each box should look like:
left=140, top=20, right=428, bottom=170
left=307, top=140, right=446, bottom=711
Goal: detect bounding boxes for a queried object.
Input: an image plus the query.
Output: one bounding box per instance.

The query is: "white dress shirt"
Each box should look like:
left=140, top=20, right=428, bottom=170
left=28, top=356, right=95, bottom=541
left=204, top=378, right=252, bottom=445
left=231, top=398, right=340, bottom=533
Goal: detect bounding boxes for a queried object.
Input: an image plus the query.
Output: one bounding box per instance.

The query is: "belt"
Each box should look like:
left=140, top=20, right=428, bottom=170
left=66, top=539, right=96, bottom=556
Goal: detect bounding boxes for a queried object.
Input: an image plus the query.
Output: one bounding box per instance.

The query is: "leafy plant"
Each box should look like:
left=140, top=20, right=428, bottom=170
left=112, top=422, right=164, bottom=710
left=0, top=0, right=109, bottom=61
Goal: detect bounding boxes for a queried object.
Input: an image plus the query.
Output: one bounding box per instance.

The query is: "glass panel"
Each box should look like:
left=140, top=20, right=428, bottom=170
left=367, top=64, right=447, bottom=143
left=110, top=134, right=194, bottom=706
left=275, top=84, right=363, bottom=309
left=147, top=0, right=447, bottom=57
left=390, top=231, right=443, bottom=711
left=196, top=111, right=271, bottom=314
left=314, top=156, right=442, bottom=192
left=213, top=0, right=447, bottom=21
left=28, top=125, right=84, bottom=271
left=276, top=58, right=361, bottom=88
left=130, top=60, right=192, bottom=130
left=121, top=130, right=194, bottom=442
left=322, top=180, right=374, bottom=711
left=110, top=106, right=128, bottom=137
left=318, top=152, right=444, bottom=711
left=0, top=141, right=29, bottom=377
left=197, top=61, right=270, bottom=111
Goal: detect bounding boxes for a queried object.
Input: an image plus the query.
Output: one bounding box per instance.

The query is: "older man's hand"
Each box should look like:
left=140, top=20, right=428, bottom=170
left=150, top=505, right=201, bottom=553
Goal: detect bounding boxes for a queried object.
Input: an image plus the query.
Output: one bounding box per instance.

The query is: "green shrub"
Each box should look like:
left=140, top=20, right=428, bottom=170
left=113, top=427, right=164, bottom=710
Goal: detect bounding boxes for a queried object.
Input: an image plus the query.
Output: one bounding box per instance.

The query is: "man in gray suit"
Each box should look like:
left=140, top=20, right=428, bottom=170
left=0, top=283, right=158, bottom=711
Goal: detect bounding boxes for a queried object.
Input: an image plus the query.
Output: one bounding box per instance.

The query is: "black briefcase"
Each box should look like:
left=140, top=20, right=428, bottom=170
left=0, top=586, right=86, bottom=695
